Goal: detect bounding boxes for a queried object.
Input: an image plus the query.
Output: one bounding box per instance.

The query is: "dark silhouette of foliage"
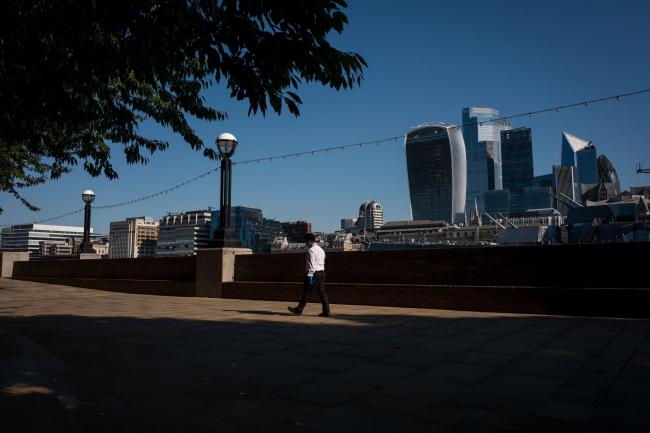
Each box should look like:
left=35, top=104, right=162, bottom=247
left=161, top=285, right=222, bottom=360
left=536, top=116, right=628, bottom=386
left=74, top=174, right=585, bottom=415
left=0, top=0, right=366, bottom=209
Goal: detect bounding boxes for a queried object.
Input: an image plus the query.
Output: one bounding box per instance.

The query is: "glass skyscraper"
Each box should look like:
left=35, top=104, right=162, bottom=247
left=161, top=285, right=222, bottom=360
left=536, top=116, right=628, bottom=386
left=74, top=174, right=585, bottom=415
left=561, top=132, right=598, bottom=185
left=461, top=107, right=511, bottom=213
left=405, top=123, right=467, bottom=224
left=210, top=206, right=263, bottom=250
left=501, top=127, right=534, bottom=193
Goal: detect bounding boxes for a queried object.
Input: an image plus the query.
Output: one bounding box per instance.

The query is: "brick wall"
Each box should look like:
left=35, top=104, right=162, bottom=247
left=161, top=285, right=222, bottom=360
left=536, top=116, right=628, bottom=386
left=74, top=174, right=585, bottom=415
left=234, top=243, right=649, bottom=288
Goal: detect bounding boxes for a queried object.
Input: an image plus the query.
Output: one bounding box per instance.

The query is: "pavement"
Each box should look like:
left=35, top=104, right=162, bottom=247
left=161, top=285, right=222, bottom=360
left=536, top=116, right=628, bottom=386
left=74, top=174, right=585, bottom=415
left=1, top=278, right=649, bottom=433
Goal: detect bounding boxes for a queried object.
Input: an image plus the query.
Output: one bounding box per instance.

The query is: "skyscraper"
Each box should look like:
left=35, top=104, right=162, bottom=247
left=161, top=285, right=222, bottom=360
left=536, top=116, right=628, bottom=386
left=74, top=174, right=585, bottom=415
left=501, top=127, right=534, bottom=193
left=405, top=123, right=467, bottom=224
left=596, top=154, right=621, bottom=197
left=561, top=132, right=598, bottom=184
left=355, top=200, right=384, bottom=230
left=462, top=107, right=512, bottom=213
left=554, top=165, right=581, bottom=215
left=582, top=154, right=622, bottom=202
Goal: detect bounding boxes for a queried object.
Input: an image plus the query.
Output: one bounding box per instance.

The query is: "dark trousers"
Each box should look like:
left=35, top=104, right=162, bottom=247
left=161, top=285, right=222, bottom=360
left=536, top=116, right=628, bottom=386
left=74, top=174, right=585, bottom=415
left=298, top=271, right=329, bottom=314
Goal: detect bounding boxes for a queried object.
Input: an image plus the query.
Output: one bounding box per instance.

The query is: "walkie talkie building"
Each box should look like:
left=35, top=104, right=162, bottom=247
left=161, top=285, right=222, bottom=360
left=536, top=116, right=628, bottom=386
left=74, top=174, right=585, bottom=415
left=405, top=123, right=467, bottom=224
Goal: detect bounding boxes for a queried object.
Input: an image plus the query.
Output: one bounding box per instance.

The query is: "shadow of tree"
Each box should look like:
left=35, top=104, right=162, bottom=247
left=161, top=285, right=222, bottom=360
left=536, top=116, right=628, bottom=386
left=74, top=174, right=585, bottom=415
left=0, top=308, right=648, bottom=433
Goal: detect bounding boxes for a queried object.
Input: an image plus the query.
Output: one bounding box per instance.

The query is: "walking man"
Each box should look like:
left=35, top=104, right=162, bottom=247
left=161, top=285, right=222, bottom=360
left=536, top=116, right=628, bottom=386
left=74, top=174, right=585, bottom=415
left=288, top=233, right=330, bottom=317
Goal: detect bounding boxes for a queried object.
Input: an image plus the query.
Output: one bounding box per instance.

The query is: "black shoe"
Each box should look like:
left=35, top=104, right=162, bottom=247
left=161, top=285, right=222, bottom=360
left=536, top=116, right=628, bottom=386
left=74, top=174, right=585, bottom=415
left=288, top=306, right=302, bottom=315
left=318, top=312, right=330, bottom=317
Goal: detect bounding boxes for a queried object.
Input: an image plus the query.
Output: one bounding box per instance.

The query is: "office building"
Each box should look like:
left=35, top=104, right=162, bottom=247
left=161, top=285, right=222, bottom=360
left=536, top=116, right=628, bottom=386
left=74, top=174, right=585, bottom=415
left=355, top=200, right=384, bottom=230
left=517, top=186, right=554, bottom=215
left=156, top=210, right=211, bottom=256
left=211, top=206, right=263, bottom=250
left=501, top=127, right=534, bottom=193
left=281, top=221, right=313, bottom=242
left=0, top=224, right=102, bottom=256
left=108, top=216, right=159, bottom=259
left=534, top=173, right=555, bottom=188
left=484, top=189, right=510, bottom=217
left=405, top=122, right=467, bottom=224
left=340, top=218, right=357, bottom=232
left=554, top=165, right=582, bottom=215
left=38, top=239, right=75, bottom=256
left=462, top=107, right=512, bottom=212
left=561, top=132, right=598, bottom=184
left=254, top=218, right=285, bottom=253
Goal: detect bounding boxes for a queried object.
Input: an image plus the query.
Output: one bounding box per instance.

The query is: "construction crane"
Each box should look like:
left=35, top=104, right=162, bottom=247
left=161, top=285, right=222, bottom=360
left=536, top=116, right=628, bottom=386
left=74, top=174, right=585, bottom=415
left=637, top=163, right=650, bottom=174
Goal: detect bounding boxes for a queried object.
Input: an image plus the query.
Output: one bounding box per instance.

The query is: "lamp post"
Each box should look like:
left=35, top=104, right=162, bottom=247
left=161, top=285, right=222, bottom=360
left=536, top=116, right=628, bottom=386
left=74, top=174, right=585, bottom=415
left=80, top=189, right=95, bottom=253
left=213, top=132, right=241, bottom=247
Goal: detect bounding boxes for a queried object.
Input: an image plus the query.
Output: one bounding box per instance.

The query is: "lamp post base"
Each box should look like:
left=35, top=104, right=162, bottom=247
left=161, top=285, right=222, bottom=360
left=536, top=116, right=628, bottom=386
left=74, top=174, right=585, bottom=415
left=211, top=227, right=242, bottom=248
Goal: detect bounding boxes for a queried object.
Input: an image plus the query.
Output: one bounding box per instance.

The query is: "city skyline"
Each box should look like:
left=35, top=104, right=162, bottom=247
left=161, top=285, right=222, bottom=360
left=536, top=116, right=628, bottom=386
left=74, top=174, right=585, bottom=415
left=1, top=1, right=650, bottom=233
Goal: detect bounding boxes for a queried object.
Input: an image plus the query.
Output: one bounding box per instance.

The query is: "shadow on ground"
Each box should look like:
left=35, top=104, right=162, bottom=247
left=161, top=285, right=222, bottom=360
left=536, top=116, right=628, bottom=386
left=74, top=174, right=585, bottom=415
left=1, top=307, right=650, bottom=433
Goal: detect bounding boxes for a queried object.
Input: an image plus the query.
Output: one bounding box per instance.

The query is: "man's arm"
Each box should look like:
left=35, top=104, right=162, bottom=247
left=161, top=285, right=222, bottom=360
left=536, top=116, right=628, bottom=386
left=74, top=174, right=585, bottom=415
left=306, top=249, right=316, bottom=276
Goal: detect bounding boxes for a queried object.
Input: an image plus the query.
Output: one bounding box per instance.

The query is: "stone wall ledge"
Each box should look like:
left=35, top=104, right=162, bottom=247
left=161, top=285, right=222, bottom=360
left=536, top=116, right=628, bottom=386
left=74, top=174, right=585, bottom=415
left=12, top=277, right=195, bottom=297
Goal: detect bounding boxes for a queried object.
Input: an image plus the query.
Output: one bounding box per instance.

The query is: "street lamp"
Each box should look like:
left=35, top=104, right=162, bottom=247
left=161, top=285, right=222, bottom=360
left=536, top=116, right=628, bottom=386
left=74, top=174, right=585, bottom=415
left=213, top=132, right=241, bottom=247
left=80, top=189, right=95, bottom=254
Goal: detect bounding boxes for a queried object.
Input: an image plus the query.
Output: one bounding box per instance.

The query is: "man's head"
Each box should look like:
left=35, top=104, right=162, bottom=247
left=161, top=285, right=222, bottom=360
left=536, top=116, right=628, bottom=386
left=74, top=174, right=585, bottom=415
left=305, top=233, right=316, bottom=246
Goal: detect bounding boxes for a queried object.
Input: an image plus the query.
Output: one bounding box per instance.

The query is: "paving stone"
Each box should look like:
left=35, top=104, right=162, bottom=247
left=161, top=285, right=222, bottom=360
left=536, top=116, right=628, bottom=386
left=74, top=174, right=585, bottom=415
left=475, top=339, right=538, bottom=356
left=419, top=361, right=496, bottom=385
left=376, top=348, right=448, bottom=368
left=507, top=358, right=585, bottom=380
left=568, top=370, right=618, bottom=391
left=498, top=331, right=557, bottom=344
left=335, top=362, right=417, bottom=386
left=294, top=354, right=368, bottom=373
left=380, top=378, right=471, bottom=405
left=587, top=404, right=650, bottom=433
left=278, top=379, right=375, bottom=407
left=338, top=341, right=403, bottom=359
left=300, top=405, right=442, bottom=433
left=292, top=342, right=349, bottom=355
left=418, top=340, right=475, bottom=355
left=544, top=337, right=608, bottom=354
left=451, top=351, right=515, bottom=367
left=553, top=386, right=605, bottom=405
left=2, top=278, right=650, bottom=433
left=381, top=334, right=432, bottom=349
left=473, top=373, right=564, bottom=403
left=534, top=401, right=593, bottom=423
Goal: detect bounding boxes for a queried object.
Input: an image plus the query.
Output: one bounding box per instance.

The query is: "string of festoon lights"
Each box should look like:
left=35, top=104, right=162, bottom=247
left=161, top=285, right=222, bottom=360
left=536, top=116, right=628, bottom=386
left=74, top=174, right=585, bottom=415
left=3, top=87, right=650, bottom=227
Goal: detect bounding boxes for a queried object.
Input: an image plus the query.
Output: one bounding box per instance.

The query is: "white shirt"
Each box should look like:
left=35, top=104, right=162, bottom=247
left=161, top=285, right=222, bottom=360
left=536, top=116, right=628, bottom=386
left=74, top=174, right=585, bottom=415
left=306, top=244, right=325, bottom=276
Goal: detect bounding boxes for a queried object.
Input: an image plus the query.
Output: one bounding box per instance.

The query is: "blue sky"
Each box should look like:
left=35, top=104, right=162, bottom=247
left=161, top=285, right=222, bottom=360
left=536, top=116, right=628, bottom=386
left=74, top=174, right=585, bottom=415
left=2, top=0, right=650, bottom=233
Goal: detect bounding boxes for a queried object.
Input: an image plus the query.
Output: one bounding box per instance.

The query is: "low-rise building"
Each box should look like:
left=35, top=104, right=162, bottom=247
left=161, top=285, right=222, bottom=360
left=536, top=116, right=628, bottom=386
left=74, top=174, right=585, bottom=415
left=281, top=221, right=312, bottom=243
left=0, top=224, right=103, bottom=256
left=156, top=210, right=212, bottom=256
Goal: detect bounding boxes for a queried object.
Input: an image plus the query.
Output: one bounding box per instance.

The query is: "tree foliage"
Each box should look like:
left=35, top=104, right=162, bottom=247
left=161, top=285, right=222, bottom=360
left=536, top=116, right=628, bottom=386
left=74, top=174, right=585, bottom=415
left=0, top=0, right=366, bottom=210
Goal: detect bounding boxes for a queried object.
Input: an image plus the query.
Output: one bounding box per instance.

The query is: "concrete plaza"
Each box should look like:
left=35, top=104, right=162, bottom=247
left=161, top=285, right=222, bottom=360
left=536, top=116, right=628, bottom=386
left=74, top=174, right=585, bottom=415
left=1, top=278, right=649, bottom=433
